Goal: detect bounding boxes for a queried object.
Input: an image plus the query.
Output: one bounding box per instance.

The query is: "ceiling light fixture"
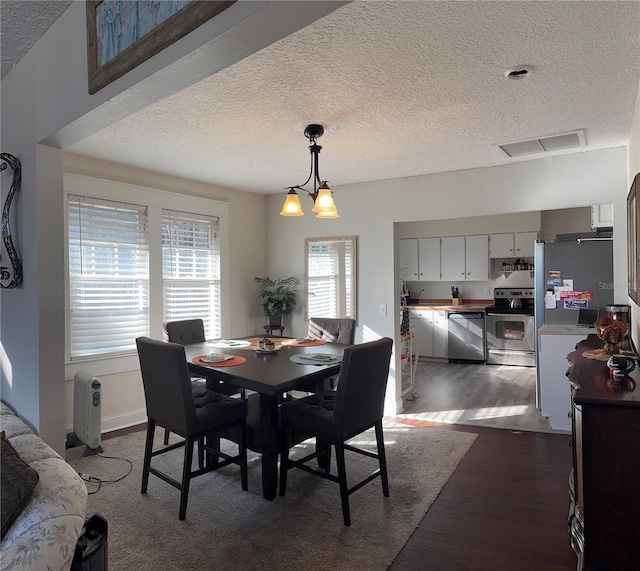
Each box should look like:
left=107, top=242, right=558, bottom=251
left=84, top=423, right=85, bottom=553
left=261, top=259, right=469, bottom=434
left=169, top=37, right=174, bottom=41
left=280, top=124, right=339, bottom=218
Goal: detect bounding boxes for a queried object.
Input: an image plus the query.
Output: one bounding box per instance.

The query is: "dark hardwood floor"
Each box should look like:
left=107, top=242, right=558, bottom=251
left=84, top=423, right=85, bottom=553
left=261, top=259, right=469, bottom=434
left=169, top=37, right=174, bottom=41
left=388, top=422, right=576, bottom=570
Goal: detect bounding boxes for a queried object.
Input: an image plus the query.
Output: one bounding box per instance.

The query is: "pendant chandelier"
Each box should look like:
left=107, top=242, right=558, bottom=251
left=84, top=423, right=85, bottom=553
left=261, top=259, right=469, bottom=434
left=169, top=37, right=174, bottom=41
left=280, top=124, right=339, bottom=218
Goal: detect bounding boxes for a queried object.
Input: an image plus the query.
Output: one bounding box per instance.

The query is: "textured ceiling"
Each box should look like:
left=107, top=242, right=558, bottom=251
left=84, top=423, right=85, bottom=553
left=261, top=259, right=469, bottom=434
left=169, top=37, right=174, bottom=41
left=7, top=1, right=640, bottom=194
left=0, top=0, right=73, bottom=79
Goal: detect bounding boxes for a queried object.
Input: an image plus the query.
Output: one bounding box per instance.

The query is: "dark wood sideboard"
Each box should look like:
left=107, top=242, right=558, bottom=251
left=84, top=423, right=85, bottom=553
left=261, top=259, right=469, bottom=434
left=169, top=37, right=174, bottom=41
left=566, top=335, right=640, bottom=571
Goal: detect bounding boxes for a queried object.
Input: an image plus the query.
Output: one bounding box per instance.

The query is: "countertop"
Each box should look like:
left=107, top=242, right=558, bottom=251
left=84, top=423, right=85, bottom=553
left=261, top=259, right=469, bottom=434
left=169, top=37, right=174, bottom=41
left=406, top=299, right=493, bottom=312
left=538, top=324, right=596, bottom=335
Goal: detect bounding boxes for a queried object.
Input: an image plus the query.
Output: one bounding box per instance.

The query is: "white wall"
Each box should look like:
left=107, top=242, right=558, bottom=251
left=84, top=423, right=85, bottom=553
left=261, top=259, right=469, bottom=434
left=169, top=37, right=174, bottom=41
left=0, top=0, right=341, bottom=452
left=629, top=78, right=640, bottom=348
left=265, top=147, right=628, bottom=413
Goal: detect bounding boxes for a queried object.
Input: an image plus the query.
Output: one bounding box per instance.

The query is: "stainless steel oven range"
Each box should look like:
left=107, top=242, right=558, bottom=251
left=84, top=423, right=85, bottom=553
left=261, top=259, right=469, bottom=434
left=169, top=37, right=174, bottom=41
left=485, top=287, right=535, bottom=367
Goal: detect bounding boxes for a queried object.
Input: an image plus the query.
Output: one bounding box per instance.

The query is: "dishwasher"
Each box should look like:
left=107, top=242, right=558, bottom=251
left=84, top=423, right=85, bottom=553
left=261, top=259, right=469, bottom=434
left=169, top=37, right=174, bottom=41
left=447, top=311, right=485, bottom=362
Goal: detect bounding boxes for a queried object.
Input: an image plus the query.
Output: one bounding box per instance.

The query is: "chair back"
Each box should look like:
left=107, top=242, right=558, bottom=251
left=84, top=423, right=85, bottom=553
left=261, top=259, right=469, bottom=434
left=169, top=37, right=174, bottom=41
left=136, top=337, right=196, bottom=435
left=163, top=319, right=206, bottom=344
left=333, top=337, right=393, bottom=438
left=308, top=318, right=356, bottom=344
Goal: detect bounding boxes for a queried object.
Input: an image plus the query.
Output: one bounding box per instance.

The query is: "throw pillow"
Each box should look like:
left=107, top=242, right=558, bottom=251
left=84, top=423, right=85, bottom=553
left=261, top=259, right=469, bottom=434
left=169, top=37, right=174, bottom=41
left=1, top=431, right=39, bottom=539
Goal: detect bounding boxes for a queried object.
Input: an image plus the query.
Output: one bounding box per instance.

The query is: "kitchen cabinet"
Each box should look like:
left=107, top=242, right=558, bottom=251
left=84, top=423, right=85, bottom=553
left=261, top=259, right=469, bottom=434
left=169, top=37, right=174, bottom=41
left=418, top=237, right=440, bottom=280
left=464, top=234, right=490, bottom=280
left=409, top=309, right=446, bottom=359
left=440, top=236, right=465, bottom=281
left=514, top=231, right=537, bottom=257
left=400, top=237, right=440, bottom=281
left=399, top=238, right=419, bottom=280
left=441, top=235, right=489, bottom=282
left=590, top=203, right=613, bottom=229
left=490, top=231, right=537, bottom=258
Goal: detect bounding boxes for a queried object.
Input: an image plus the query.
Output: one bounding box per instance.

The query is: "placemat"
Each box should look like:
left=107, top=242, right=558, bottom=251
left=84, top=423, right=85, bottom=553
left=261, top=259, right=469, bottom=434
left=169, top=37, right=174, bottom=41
left=290, top=354, right=340, bottom=366
left=283, top=339, right=327, bottom=347
left=193, top=355, right=247, bottom=367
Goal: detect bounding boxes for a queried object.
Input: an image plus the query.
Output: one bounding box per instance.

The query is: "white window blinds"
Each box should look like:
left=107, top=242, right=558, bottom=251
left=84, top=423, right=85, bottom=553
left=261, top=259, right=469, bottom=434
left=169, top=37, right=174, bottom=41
left=307, top=240, right=353, bottom=319
left=68, top=195, right=150, bottom=358
left=162, top=210, right=221, bottom=339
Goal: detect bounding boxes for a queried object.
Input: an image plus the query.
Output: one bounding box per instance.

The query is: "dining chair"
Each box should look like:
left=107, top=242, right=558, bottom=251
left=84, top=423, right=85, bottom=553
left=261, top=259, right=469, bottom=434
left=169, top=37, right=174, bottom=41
left=136, top=337, right=248, bottom=520
left=278, top=337, right=393, bottom=526
left=306, top=317, right=356, bottom=390
left=163, top=319, right=245, bottom=444
left=307, top=317, right=356, bottom=344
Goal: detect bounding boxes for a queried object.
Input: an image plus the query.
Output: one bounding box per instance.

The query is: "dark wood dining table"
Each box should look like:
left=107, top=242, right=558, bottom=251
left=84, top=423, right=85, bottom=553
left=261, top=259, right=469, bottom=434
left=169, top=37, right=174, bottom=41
left=183, top=339, right=348, bottom=500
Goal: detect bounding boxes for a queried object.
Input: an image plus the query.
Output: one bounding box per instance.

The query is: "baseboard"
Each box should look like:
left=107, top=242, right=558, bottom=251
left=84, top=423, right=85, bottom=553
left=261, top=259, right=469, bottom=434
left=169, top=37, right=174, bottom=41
left=65, top=408, right=147, bottom=437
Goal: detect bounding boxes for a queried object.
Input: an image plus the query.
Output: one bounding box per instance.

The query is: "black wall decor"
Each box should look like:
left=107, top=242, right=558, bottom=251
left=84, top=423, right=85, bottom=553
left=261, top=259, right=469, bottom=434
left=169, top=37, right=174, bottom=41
left=0, top=153, right=23, bottom=288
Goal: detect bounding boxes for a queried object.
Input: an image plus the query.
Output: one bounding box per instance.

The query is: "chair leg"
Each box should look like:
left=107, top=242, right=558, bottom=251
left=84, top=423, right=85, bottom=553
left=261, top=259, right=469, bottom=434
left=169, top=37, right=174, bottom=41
left=240, top=422, right=248, bottom=491
left=198, top=437, right=204, bottom=469
left=335, top=442, right=351, bottom=526
left=179, top=436, right=195, bottom=520
left=317, top=439, right=332, bottom=473
left=375, top=421, right=390, bottom=497
left=279, top=426, right=291, bottom=496
left=164, top=428, right=170, bottom=445
left=141, top=420, right=155, bottom=494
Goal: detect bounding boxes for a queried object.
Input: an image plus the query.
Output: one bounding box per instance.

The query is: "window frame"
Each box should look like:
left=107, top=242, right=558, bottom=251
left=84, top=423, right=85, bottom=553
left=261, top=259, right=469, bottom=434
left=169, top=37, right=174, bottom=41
left=304, top=235, right=357, bottom=322
left=64, top=173, right=229, bottom=378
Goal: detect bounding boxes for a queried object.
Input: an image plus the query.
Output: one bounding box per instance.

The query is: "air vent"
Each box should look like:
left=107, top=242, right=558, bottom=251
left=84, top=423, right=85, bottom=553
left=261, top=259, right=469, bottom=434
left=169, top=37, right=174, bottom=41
left=498, top=130, right=585, bottom=158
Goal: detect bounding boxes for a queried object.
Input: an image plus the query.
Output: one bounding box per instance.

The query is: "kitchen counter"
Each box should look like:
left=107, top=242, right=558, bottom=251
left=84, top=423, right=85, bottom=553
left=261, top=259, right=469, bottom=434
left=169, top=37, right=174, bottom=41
left=407, top=299, right=493, bottom=311
left=538, top=324, right=595, bottom=336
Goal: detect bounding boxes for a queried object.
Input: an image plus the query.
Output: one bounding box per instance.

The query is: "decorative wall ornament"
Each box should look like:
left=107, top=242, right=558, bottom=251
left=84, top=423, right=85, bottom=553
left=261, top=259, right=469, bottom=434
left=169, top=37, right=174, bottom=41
left=86, top=0, right=237, bottom=94
left=0, top=153, right=23, bottom=289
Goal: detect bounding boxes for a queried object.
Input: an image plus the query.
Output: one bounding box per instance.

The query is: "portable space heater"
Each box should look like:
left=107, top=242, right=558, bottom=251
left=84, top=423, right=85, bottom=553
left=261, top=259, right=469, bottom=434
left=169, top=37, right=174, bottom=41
left=73, top=371, right=102, bottom=453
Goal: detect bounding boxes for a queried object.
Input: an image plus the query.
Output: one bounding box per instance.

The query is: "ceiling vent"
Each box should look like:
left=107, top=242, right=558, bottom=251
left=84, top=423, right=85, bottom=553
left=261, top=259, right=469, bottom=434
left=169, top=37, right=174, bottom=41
left=498, top=130, right=585, bottom=158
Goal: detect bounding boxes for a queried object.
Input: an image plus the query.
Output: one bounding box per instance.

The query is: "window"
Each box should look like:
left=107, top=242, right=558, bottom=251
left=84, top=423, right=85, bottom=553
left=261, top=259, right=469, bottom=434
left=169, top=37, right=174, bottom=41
left=162, top=210, right=221, bottom=338
left=65, top=174, right=229, bottom=372
left=305, top=236, right=357, bottom=320
left=68, top=195, right=149, bottom=358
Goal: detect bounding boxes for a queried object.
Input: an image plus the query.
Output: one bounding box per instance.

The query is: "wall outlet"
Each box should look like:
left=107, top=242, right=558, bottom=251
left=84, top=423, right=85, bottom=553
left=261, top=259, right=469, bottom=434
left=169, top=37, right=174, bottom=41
left=483, top=287, right=491, bottom=295
left=379, top=303, right=387, bottom=316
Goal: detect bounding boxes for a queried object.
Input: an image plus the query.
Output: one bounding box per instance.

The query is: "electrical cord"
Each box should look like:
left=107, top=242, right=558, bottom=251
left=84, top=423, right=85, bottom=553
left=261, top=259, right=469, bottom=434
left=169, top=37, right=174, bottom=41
left=78, top=453, right=133, bottom=495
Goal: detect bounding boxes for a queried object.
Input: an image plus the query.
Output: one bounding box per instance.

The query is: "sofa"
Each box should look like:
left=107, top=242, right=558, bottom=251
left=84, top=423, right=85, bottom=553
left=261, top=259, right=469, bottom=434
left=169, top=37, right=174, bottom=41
left=0, top=401, right=87, bottom=571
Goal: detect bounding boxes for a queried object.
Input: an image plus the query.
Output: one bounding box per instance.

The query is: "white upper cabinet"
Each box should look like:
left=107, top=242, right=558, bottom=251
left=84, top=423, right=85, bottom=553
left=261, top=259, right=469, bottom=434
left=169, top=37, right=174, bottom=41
left=399, top=238, right=419, bottom=280
left=418, top=237, right=441, bottom=280
left=591, top=204, right=614, bottom=229
left=490, top=231, right=537, bottom=258
left=440, top=236, right=466, bottom=281
left=513, top=231, right=538, bottom=257
left=465, top=234, right=490, bottom=280
left=489, top=233, right=514, bottom=257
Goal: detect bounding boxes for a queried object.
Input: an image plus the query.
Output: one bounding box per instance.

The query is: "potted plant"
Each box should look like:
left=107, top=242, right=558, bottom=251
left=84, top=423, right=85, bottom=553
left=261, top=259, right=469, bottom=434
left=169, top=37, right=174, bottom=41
left=254, top=275, right=299, bottom=327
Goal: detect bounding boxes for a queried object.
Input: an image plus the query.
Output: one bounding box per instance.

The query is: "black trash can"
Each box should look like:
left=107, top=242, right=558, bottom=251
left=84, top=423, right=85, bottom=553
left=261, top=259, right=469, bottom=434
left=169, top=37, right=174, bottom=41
left=71, top=513, right=108, bottom=571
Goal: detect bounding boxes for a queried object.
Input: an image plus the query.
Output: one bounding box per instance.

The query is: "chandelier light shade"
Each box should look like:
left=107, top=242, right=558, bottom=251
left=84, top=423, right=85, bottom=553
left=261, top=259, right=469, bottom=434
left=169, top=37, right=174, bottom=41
left=279, top=124, right=340, bottom=218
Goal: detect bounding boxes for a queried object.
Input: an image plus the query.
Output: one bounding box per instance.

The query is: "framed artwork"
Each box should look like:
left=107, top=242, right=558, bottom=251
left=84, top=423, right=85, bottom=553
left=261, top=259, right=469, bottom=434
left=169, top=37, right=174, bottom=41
left=86, top=0, right=236, bottom=94
left=628, top=173, right=639, bottom=303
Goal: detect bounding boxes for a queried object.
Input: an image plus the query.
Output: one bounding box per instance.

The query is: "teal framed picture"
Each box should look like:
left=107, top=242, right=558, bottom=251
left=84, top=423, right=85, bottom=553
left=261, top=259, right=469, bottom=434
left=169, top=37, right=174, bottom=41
left=86, top=0, right=236, bottom=94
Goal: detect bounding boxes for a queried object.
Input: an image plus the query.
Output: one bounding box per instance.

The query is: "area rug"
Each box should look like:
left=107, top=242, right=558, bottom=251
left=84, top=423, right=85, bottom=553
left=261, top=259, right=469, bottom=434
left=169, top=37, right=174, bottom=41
left=67, top=422, right=477, bottom=571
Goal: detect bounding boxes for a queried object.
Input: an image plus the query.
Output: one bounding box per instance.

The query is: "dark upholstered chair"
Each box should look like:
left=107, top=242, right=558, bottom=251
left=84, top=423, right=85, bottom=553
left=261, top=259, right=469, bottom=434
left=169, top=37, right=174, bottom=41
left=163, top=319, right=244, bottom=400
left=307, top=317, right=356, bottom=344
left=279, top=337, right=393, bottom=526
left=136, top=337, right=248, bottom=520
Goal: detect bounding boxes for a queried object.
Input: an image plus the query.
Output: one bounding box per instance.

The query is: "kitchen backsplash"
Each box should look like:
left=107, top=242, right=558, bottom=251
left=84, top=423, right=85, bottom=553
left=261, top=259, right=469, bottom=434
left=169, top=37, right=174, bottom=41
left=407, top=266, right=534, bottom=300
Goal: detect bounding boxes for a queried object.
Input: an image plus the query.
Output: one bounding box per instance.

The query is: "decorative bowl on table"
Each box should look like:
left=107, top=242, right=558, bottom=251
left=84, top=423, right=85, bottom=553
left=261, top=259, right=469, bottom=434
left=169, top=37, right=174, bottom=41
left=257, top=337, right=276, bottom=351
left=595, top=316, right=629, bottom=355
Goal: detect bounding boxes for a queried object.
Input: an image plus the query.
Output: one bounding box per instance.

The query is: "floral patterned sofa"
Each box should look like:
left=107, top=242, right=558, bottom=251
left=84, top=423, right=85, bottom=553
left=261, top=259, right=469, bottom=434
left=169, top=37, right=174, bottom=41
left=0, top=401, right=87, bottom=571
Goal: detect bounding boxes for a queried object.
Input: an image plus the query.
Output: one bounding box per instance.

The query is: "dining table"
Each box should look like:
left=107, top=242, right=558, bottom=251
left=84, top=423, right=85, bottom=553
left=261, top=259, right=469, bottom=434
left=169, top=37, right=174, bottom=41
left=183, top=338, right=348, bottom=500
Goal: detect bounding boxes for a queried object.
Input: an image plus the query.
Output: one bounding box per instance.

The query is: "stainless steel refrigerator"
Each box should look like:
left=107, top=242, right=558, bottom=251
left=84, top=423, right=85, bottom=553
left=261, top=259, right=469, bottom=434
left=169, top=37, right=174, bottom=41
left=534, top=239, right=614, bottom=329
left=533, top=239, right=614, bottom=414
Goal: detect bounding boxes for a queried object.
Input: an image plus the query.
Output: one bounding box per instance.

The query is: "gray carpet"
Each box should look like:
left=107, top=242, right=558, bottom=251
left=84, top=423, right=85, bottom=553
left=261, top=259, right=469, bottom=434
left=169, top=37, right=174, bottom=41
left=67, top=422, right=477, bottom=571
